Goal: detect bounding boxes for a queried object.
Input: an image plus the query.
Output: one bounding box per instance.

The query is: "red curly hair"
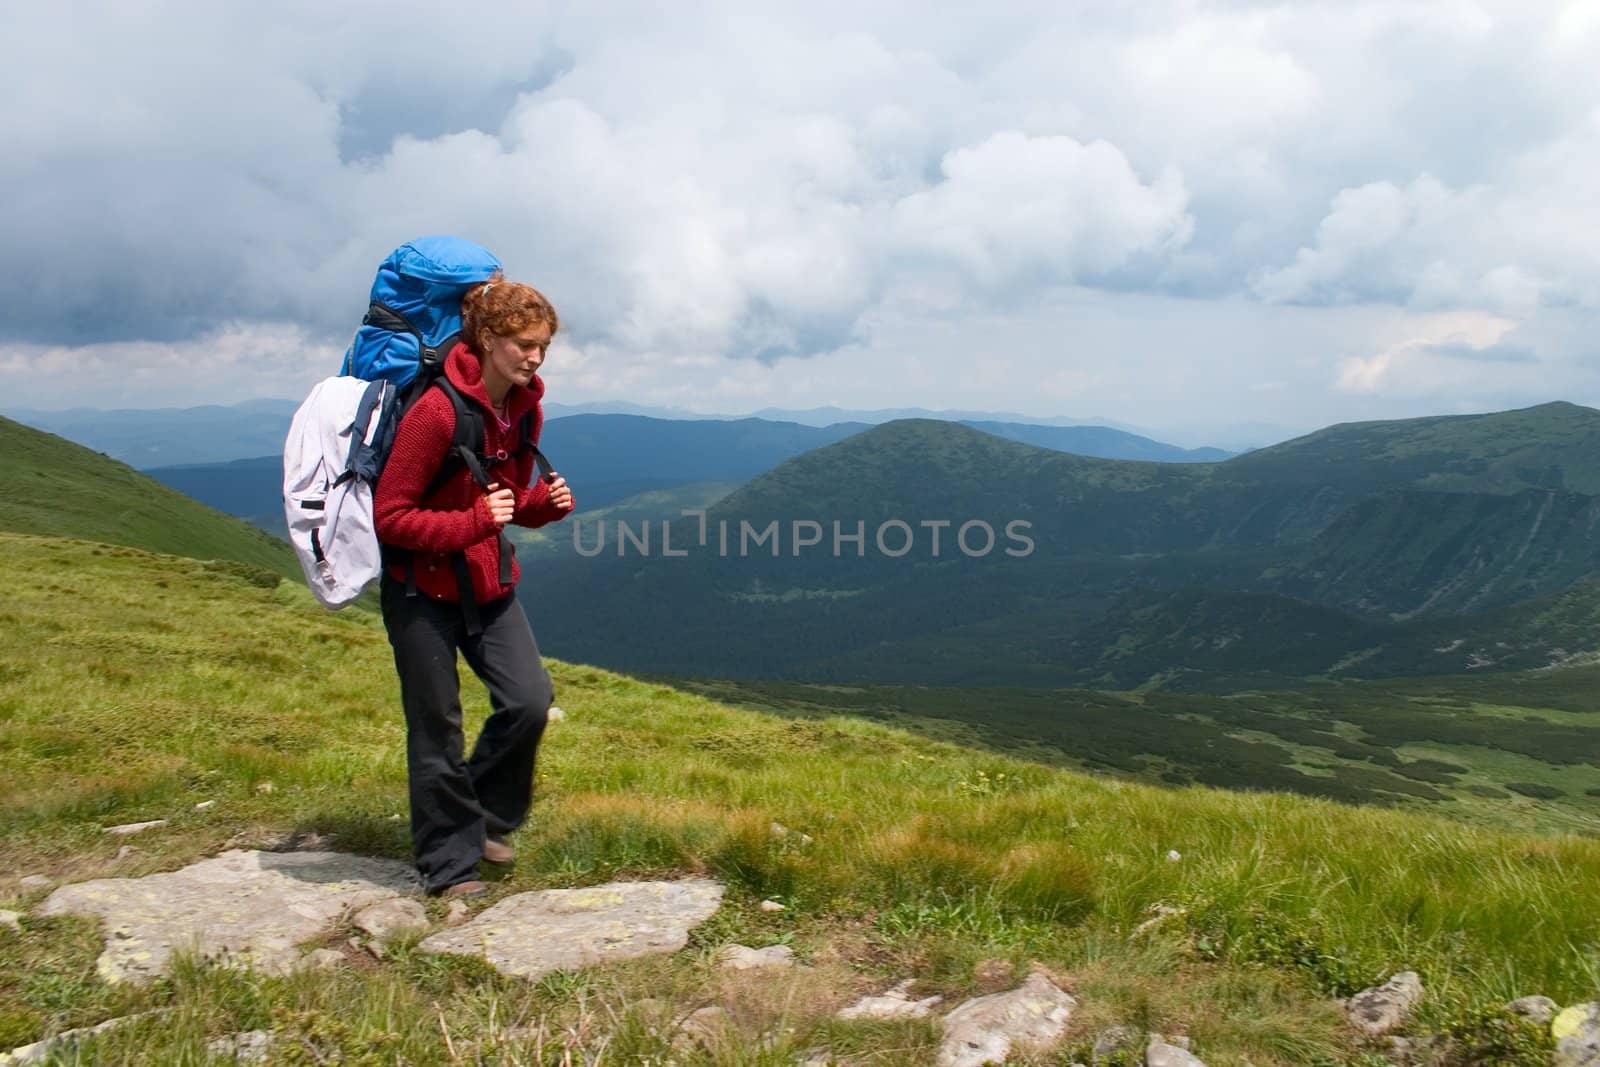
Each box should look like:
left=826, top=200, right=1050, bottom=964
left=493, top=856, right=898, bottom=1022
left=460, top=276, right=560, bottom=356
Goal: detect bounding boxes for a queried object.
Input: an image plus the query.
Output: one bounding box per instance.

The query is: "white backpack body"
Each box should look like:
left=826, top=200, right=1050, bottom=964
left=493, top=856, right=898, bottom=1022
left=282, top=377, right=397, bottom=609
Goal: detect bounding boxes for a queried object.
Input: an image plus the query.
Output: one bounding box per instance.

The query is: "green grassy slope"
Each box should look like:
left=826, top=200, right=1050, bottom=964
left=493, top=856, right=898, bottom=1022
left=1, top=531, right=1596, bottom=1063
left=0, top=415, right=298, bottom=580
left=663, top=672, right=1600, bottom=837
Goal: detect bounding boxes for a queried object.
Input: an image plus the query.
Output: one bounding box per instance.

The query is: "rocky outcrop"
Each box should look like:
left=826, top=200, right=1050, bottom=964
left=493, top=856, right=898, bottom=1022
left=838, top=979, right=944, bottom=1021
left=937, top=971, right=1077, bottom=1067
left=1555, top=1003, right=1600, bottom=1067
left=418, top=879, right=725, bottom=980
left=1344, top=972, right=1423, bottom=1037
left=36, top=850, right=417, bottom=982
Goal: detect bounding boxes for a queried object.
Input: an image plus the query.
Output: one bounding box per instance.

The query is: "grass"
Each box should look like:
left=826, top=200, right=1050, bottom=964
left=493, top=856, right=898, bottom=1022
left=654, top=677, right=1600, bottom=837
left=0, top=415, right=299, bottom=581
left=0, top=531, right=1595, bottom=1063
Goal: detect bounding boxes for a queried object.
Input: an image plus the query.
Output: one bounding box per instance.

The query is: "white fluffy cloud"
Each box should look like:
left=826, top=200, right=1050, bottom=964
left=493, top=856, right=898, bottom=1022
left=2, top=0, right=1598, bottom=432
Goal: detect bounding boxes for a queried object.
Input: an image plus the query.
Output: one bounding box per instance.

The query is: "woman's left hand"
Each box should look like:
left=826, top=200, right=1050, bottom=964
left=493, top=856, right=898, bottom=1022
left=546, top=475, right=574, bottom=511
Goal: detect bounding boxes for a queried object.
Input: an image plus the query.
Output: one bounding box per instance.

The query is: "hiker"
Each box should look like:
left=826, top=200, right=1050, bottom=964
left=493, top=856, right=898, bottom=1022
left=373, top=277, right=575, bottom=898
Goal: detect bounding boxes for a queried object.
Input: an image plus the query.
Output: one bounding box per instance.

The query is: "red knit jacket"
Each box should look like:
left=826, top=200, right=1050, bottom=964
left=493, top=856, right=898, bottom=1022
left=374, top=343, right=572, bottom=604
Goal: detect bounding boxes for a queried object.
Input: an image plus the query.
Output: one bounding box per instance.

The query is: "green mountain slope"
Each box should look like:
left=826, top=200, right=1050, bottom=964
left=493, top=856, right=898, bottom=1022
left=1, top=530, right=1596, bottom=1063
left=0, top=415, right=298, bottom=580
left=534, top=403, right=1600, bottom=686
left=1261, top=487, right=1600, bottom=617
left=1224, top=399, right=1600, bottom=495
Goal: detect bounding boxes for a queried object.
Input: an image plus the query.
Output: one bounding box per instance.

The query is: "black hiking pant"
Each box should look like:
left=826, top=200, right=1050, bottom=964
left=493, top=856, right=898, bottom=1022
left=380, top=576, right=551, bottom=893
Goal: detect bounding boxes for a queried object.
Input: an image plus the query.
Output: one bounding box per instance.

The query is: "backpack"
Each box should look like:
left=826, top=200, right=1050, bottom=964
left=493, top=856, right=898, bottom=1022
left=342, top=236, right=503, bottom=402
left=282, top=376, right=397, bottom=608
left=284, top=236, right=555, bottom=623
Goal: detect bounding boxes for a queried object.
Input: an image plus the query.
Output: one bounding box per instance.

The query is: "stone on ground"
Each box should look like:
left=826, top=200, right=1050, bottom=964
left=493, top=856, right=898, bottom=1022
left=1554, top=1003, right=1600, bottom=1067
left=418, top=878, right=725, bottom=980
left=718, top=943, right=795, bottom=970
left=17, top=876, right=53, bottom=893
left=0, top=911, right=20, bottom=934
left=1506, top=995, right=1558, bottom=1025
left=837, top=978, right=944, bottom=1021
left=1147, top=1034, right=1207, bottom=1066
left=353, top=898, right=427, bottom=943
left=1091, top=1024, right=1141, bottom=1063
left=103, top=820, right=167, bottom=836
left=937, top=970, right=1077, bottom=1067
left=444, top=899, right=471, bottom=926
left=1344, top=971, right=1423, bottom=1037
left=36, top=849, right=417, bottom=982
left=206, top=1029, right=274, bottom=1063
left=0, top=1011, right=162, bottom=1066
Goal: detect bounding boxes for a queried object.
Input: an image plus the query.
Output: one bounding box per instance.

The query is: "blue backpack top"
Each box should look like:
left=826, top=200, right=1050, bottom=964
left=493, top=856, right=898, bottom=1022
left=341, top=236, right=502, bottom=389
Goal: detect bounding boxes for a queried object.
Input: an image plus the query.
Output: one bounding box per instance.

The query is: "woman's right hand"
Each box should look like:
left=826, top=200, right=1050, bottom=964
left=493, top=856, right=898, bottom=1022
left=484, top=483, right=516, bottom=526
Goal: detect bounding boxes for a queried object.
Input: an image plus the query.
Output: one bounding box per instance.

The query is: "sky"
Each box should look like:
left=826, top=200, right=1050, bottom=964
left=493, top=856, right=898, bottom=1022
left=2, top=1, right=1599, bottom=447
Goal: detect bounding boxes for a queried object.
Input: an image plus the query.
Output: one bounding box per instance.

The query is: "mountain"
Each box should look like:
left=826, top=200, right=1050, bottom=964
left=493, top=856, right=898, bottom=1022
left=6, top=400, right=300, bottom=467
left=0, top=529, right=1595, bottom=1064
left=960, top=420, right=1231, bottom=462
left=142, top=415, right=872, bottom=534
left=0, top=415, right=299, bottom=580
left=1259, top=487, right=1600, bottom=618
left=9, top=396, right=1236, bottom=467
left=144, top=412, right=1227, bottom=536
left=528, top=402, right=1600, bottom=687
left=508, top=481, right=740, bottom=565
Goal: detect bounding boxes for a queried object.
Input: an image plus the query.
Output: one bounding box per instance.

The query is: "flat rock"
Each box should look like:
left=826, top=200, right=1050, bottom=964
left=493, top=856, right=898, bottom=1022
left=1147, top=1035, right=1207, bottom=1066
left=103, top=820, right=167, bottom=836
left=1344, top=971, right=1423, bottom=1037
left=938, top=971, right=1077, bottom=1067
left=36, top=849, right=417, bottom=983
left=838, top=979, right=944, bottom=1021
left=718, top=943, right=795, bottom=970
left=0, top=911, right=20, bottom=934
left=1506, top=995, right=1558, bottom=1025
left=206, top=1029, right=274, bottom=1063
left=444, top=900, right=471, bottom=927
left=1554, top=1003, right=1600, bottom=1067
left=17, top=876, right=53, bottom=893
left=353, top=898, right=428, bottom=942
left=862, top=987, right=946, bottom=1023
left=418, top=878, right=725, bottom=980
left=0, top=1011, right=162, bottom=1066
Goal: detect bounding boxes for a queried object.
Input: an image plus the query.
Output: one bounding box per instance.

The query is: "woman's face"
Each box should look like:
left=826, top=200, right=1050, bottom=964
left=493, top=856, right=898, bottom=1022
left=481, top=323, right=553, bottom=389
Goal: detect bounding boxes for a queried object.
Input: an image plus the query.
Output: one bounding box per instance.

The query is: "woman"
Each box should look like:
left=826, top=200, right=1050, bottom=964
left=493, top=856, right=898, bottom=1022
left=374, top=278, right=575, bottom=898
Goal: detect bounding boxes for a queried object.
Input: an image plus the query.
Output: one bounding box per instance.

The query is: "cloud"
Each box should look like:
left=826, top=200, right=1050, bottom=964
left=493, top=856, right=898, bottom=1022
left=1334, top=311, right=1526, bottom=394
left=890, top=132, right=1192, bottom=289
left=3, top=1, right=1600, bottom=433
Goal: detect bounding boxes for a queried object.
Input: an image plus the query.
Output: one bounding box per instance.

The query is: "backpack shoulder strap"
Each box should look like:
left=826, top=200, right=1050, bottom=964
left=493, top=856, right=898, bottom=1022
left=421, top=378, right=494, bottom=499
left=510, top=409, right=558, bottom=485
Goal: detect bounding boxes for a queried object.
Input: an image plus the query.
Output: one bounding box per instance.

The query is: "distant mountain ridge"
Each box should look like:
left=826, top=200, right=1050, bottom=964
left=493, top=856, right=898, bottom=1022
left=528, top=401, right=1600, bottom=689
left=137, top=412, right=1232, bottom=536
left=6, top=399, right=1233, bottom=468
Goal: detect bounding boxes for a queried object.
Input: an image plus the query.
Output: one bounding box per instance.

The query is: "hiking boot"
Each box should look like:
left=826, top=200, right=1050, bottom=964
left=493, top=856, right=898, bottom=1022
left=483, top=834, right=515, bottom=864
left=436, top=879, right=487, bottom=899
